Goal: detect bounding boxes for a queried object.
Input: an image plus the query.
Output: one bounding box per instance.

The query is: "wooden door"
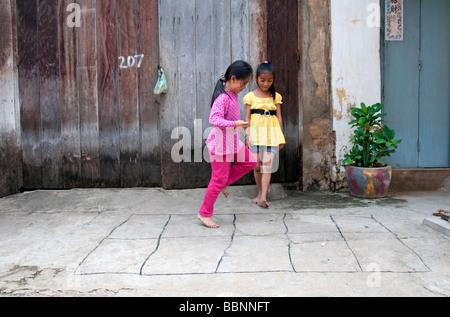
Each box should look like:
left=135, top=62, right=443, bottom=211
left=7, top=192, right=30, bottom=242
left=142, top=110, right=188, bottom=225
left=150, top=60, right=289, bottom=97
left=159, top=0, right=252, bottom=189
left=15, top=0, right=161, bottom=190
left=14, top=0, right=302, bottom=191
left=267, top=0, right=300, bottom=183
left=417, top=0, right=450, bottom=167
left=159, top=0, right=302, bottom=189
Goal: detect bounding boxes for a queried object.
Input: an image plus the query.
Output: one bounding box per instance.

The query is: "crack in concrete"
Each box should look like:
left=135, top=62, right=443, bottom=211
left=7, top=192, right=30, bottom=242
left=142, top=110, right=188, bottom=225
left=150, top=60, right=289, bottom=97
left=74, top=213, right=433, bottom=277
left=215, top=214, right=236, bottom=273
left=330, top=215, right=363, bottom=272
left=282, top=214, right=297, bottom=273
left=74, top=215, right=134, bottom=275
left=371, top=215, right=431, bottom=272
left=139, top=215, right=172, bottom=275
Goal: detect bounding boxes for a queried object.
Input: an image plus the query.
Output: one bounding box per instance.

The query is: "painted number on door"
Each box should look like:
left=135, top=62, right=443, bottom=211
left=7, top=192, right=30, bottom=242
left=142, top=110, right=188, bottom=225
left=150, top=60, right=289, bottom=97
left=119, top=54, right=145, bottom=69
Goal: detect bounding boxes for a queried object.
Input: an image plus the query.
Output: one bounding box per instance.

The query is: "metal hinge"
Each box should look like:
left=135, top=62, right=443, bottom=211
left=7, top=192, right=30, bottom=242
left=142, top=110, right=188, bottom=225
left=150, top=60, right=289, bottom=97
left=418, top=60, right=422, bottom=71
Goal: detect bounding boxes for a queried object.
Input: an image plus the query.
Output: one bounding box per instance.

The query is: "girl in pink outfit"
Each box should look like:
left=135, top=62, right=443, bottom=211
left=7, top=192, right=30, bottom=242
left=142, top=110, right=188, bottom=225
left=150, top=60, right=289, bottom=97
left=198, top=61, right=257, bottom=228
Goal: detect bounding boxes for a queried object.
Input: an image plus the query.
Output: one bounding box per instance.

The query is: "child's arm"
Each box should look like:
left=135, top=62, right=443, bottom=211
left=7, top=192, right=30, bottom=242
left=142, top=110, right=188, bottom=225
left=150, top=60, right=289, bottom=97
left=276, top=104, right=284, bottom=150
left=276, top=104, right=283, bottom=131
left=210, top=96, right=249, bottom=130
left=245, top=104, right=253, bottom=148
left=245, top=104, right=251, bottom=130
left=209, top=96, right=236, bottom=128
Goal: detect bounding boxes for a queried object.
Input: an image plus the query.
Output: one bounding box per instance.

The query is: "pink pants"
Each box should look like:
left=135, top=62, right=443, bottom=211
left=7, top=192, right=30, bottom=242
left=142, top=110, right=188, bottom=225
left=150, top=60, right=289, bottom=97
left=199, top=146, right=257, bottom=218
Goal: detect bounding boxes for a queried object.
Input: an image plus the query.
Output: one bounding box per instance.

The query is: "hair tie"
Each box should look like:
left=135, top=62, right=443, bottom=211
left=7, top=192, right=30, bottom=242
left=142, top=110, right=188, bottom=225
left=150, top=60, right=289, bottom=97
left=220, top=74, right=226, bottom=82
left=264, top=61, right=269, bottom=64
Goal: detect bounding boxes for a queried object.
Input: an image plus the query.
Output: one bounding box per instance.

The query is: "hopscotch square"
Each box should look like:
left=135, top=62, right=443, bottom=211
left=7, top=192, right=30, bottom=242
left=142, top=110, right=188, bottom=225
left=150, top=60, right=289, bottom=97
left=77, top=239, right=158, bottom=274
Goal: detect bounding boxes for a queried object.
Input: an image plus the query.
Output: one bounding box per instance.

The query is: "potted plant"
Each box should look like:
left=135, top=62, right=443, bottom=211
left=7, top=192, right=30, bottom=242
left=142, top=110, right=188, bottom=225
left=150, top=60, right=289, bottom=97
left=343, top=102, right=402, bottom=198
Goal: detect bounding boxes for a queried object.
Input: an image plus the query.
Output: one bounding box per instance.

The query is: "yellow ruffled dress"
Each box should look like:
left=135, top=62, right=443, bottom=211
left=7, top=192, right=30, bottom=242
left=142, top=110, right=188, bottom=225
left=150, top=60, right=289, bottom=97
left=244, top=91, right=286, bottom=147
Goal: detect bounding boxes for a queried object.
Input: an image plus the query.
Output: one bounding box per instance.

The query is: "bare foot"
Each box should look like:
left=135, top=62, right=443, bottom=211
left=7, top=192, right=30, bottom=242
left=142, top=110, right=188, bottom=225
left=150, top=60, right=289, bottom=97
left=222, top=188, right=229, bottom=198
left=197, top=214, right=220, bottom=228
left=252, top=196, right=261, bottom=204
left=258, top=200, right=270, bottom=208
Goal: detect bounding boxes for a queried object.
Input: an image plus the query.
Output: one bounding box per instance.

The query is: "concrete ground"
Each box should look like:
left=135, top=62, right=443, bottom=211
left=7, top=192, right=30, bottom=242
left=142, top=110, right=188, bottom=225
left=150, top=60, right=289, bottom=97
left=0, top=184, right=449, bottom=297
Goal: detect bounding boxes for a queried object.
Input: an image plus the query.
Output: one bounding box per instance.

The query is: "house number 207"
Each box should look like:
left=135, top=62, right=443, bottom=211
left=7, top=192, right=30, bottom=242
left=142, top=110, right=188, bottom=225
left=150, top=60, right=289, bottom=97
left=119, top=54, right=145, bottom=69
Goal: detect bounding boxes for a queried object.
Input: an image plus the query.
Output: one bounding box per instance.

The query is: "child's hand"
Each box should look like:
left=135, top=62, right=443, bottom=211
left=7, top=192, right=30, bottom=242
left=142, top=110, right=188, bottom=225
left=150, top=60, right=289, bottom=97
left=246, top=135, right=253, bottom=149
left=234, top=120, right=250, bottom=130
left=279, top=144, right=284, bottom=151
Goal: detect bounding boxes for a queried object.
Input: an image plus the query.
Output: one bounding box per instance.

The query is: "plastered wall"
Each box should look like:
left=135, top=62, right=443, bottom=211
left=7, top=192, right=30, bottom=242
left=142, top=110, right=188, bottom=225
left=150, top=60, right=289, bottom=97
left=330, top=0, right=382, bottom=187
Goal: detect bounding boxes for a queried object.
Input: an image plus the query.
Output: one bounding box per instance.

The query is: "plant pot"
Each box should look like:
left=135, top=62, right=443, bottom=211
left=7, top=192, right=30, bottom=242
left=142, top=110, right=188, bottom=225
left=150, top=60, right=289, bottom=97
left=345, top=165, right=392, bottom=198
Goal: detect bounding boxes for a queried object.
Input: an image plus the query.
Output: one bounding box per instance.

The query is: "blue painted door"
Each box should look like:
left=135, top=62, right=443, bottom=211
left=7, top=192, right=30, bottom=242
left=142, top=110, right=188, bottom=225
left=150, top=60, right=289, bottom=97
left=383, top=0, right=450, bottom=168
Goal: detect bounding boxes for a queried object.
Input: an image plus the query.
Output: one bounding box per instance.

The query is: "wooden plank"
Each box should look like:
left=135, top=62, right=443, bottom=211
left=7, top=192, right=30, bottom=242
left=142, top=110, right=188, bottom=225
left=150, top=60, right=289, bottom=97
left=38, top=0, right=62, bottom=188
left=267, top=0, right=300, bottom=183
left=59, top=0, right=81, bottom=188
left=231, top=0, right=253, bottom=185
left=283, top=0, right=300, bottom=183
left=231, top=0, right=249, bottom=62
left=139, top=0, right=161, bottom=187
left=213, top=0, right=231, bottom=81
left=159, top=0, right=180, bottom=189
left=249, top=0, right=267, bottom=88
left=195, top=0, right=214, bottom=186
left=77, top=0, right=100, bottom=186
left=212, top=0, right=232, bottom=184
left=0, top=0, right=13, bottom=78
left=195, top=0, right=214, bottom=134
left=17, top=0, right=42, bottom=189
left=97, top=0, right=120, bottom=187
left=11, top=0, right=23, bottom=190
left=177, top=0, right=197, bottom=188
left=117, top=0, right=141, bottom=187
left=0, top=0, right=20, bottom=197
left=231, top=0, right=250, bottom=123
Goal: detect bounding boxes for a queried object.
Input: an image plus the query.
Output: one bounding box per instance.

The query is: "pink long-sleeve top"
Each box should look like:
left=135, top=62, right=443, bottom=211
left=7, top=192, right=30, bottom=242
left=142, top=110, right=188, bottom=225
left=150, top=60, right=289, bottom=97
left=205, top=91, right=245, bottom=156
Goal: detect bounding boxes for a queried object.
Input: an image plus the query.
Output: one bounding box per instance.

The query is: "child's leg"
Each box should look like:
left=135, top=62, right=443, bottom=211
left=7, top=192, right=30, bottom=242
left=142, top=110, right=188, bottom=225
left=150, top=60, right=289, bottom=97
left=221, top=188, right=229, bottom=198
left=226, top=146, right=257, bottom=188
left=252, top=154, right=263, bottom=204
left=198, top=155, right=231, bottom=228
left=259, top=152, right=275, bottom=208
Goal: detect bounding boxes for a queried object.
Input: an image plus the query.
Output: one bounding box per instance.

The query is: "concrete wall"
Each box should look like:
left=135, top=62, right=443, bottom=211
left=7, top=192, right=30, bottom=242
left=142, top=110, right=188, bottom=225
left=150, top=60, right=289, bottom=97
left=330, top=0, right=382, bottom=187
left=301, top=0, right=333, bottom=190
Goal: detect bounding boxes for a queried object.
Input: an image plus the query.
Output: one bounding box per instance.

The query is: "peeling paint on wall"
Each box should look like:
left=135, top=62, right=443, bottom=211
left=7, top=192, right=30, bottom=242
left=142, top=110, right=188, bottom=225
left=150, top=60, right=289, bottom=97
left=301, top=0, right=333, bottom=190
left=331, top=0, right=382, bottom=188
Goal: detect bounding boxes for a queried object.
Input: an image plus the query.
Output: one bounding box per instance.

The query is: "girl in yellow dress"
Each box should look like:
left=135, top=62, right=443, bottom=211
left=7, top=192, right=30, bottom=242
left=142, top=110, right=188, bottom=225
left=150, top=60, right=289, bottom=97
left=244, top=61, right=286, bottom=208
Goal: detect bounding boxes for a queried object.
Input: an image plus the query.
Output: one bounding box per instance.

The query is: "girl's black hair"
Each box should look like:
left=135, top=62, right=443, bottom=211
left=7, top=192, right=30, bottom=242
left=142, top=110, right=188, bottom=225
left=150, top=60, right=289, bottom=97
left=256, top=61, right=276, bottom=98
left=211, top=60, right=253, bottom=107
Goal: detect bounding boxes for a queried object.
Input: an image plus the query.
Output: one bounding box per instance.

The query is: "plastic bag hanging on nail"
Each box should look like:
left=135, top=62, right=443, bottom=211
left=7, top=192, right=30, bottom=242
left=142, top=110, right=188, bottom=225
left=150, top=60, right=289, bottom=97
left=154, top=66, right=168, bottom=95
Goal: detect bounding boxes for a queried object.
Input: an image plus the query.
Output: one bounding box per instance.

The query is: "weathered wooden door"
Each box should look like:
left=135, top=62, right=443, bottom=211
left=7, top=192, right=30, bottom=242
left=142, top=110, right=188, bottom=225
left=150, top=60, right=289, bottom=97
left=267, top=0, right=300, bottom=183
left=16, top=0, right=161, bottom=190
left=159, top=0, right=255, bottom=189
left=14, top=0, right=302, bottom=191
left=159, top=0, right=301, bottom=189
left=383, top=0, right=450, bottom=168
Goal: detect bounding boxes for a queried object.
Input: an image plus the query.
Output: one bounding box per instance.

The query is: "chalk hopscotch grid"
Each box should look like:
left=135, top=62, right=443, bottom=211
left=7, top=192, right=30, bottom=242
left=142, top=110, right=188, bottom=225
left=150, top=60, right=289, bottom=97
left=74, top=213, right=431, bottom=276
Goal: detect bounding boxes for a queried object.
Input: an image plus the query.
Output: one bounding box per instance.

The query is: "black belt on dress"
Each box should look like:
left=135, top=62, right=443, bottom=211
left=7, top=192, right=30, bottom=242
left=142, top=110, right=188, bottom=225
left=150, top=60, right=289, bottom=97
left=251, top=109, right=277, bottom=117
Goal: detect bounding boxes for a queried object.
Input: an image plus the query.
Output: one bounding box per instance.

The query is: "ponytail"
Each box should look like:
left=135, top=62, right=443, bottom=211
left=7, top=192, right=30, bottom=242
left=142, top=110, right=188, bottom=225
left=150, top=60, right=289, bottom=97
left=211, top=79, right=227, bottom=107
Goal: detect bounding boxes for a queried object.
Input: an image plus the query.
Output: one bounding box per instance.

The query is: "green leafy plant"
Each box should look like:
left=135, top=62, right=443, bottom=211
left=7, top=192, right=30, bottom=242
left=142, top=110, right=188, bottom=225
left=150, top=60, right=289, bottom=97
left=343, top=102, right=402, bottom=168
